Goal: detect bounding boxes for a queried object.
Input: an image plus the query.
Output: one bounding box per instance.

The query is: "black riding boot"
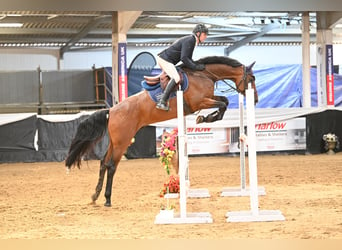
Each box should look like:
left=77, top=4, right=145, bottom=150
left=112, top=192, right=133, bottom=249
left=156, top=78, right=177, bottom=111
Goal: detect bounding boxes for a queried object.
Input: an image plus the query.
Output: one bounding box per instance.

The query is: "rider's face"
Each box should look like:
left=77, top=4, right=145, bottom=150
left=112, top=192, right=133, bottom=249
left=196, top=32, right=208, bottom=44
left=199, top=32, right=207, bottom=43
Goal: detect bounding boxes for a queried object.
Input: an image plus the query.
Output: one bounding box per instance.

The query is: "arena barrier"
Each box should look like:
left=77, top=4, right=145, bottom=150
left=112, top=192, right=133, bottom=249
left=225, top=85, right=285, bottom=222
left=154, top=89, right=213, bottom=224
left=221, top=93, right=266, bottom=197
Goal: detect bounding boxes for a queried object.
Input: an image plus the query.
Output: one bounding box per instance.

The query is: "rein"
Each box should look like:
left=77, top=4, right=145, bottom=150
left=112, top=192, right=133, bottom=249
left=204, top=65, right=252, bottom=94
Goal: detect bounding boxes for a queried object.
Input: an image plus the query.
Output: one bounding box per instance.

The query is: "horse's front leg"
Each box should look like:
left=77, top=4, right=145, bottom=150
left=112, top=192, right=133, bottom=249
left=196, top=96, right=228, bottom=124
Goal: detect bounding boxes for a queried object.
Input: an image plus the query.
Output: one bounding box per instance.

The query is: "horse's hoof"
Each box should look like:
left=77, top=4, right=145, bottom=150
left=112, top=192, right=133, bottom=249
left=104, top=202, right=112, bottom=207
left=89, top=201, right=96, bottom=205
left=196, top=116, right=204, bottom=124
left=104, top=198, right=112, bottom=207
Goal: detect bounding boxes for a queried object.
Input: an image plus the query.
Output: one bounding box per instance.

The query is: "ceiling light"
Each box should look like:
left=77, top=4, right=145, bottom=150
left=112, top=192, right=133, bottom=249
left=6, top=14, right=22, bottom=17
left=224, top=17, right=254, bottom=25
left=156, top=23, right=197, bottom=28
left=154, top=15, right=183, bottom=18
left=241, top=12, right=289, bottom=17
left=47, top=15, right=58, bottom=20
left=193, top=16, right=212, bottom=19
left=0, top=23, right=23, bottom=27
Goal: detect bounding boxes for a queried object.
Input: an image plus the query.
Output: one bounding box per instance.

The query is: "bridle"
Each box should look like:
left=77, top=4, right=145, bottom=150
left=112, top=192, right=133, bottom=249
left=236, top=65, right=256, bottom=94
left=204, top=65, right=255, bottom=94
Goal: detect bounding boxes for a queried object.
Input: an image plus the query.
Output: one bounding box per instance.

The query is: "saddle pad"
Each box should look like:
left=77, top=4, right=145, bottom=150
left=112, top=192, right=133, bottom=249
left=141, top=72, right=189, bottom=103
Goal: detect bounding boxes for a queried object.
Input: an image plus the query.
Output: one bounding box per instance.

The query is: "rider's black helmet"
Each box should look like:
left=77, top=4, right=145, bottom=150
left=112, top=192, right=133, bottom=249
left=192, top=24, right=209, bottom=35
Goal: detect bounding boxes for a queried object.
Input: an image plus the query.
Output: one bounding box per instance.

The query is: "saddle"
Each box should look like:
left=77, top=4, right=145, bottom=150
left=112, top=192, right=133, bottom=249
left=143, top=70, right=184, bottom=91
left=141, top=70, right=189, bottom=103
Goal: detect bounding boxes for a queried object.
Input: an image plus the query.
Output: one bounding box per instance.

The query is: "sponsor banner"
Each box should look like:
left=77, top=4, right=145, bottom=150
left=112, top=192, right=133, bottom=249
left=326, top=44, right=334, bottom=106
left=316, top=45, right=324, bottom=106
left=156, top=118, right=306, bottom=156
left=186, top=127, right=229, bottom=155
left=156, top=127, right=229, bottom=156
left=118, top=42, right=128, bottom=102
left=230, top=118, right=306, bottom=153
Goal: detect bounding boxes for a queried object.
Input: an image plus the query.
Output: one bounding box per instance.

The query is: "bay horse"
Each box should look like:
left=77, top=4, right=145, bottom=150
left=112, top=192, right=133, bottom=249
left=65, top=55, right=258, bottom=207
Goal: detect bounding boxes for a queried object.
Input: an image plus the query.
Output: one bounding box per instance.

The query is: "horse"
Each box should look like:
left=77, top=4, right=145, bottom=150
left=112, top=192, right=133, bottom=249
left=65, top=55, right=258, bottom=207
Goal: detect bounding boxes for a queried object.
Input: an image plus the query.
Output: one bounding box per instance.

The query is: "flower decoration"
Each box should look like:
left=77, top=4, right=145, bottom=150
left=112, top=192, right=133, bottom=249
left=159, top=175, right=180, bottom=197
left=159, top=128, right=178, bottom=175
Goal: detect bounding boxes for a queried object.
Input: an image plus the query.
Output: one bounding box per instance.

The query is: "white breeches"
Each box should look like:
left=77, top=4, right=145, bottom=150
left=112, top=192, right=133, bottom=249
left=156, top=56, right=180, bottom=83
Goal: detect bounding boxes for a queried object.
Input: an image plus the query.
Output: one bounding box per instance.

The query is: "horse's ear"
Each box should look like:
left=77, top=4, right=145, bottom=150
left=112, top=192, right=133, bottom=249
left=247, top=61, right=256, bottom=71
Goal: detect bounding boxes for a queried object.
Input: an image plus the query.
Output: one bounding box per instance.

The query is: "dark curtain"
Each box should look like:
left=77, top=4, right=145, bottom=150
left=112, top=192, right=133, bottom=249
left=125, top=126, right=156, bottom=159
left=0, top=115, right=37, bottom=162
left=306, top=110, right=342, bottom=153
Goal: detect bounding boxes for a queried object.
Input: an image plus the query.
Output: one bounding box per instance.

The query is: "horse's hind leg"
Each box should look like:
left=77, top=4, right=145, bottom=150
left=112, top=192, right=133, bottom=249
left=196, top=96, right=229, bottom=123
left=90, top=159, right=107, bottom=204
left=90, top=142, right=117, bottom=207
left=104, top=156, right=117, bottom=207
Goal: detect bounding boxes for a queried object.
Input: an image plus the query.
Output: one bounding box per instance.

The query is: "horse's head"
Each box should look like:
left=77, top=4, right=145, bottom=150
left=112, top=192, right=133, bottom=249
left=238, top=61, right=258, bottom=104
left=192, top=56, right=258, bottom=104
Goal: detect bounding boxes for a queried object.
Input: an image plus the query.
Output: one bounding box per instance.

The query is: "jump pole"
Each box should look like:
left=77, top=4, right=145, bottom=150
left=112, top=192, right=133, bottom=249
left=154, top=89, right=213, bottom=224
left=221, top=93, right=265, bottom=197
left=226, top=85, right=285, bottom=222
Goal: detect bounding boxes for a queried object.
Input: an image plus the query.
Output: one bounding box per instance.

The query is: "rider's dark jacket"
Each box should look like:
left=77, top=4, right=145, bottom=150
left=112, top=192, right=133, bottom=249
left=158, top=34, right=199, bottom=70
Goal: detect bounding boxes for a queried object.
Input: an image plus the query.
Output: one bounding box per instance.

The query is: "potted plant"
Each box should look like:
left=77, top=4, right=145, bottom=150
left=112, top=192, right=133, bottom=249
left=158, top=202, right=175, bottom=219
left=158, top=177, right=179, bottom=219
left=323, top=133, right=340, bottom=155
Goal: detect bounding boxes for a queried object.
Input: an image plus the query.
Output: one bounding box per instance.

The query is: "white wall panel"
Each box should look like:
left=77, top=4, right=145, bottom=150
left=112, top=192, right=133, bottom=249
left=61, top=50, right=112, bottom=70
left=0, top=53, right=57, bottom=71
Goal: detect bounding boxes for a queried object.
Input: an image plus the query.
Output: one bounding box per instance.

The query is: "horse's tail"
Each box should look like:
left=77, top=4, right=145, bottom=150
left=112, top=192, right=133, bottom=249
left=65, top=109, right=109, bottom=168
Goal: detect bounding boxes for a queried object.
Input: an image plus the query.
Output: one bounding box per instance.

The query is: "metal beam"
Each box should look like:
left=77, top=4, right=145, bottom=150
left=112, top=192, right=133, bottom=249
left=327, top=11, right=342, bottom=28
left=224, top=23, right=279, bottom=55
left=59, top=15, right=111, bottom=57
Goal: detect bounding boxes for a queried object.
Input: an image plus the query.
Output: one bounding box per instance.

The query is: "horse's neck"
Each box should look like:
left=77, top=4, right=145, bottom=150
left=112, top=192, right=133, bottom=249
left=206, top=64, right=242, bottom=81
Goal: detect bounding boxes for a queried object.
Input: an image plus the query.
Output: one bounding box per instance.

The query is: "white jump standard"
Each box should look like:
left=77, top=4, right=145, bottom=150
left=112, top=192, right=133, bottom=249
left=226, top=86, right=285, bottom=222
left=155, top=89, right=213, bottom=224
left=221, top=93, right=266, bottom=197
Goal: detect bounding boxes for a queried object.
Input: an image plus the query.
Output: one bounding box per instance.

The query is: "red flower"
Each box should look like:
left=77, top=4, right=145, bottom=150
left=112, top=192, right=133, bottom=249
left=159, top=175, right=180, bottom=196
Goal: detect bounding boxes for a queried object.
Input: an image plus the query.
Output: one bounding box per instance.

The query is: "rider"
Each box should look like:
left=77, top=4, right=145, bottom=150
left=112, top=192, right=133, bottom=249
left=156, top=23, right=209, bottom=111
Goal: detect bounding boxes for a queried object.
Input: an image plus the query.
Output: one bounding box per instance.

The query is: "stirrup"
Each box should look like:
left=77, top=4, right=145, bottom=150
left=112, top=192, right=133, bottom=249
left=156, top=101, right=169, bottom=111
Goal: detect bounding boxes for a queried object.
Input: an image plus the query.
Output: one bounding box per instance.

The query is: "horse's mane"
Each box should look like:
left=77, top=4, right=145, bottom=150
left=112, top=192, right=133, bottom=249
left=179, top=56, right=242, bottom=69
left=195, top=56, right=242, bottom=67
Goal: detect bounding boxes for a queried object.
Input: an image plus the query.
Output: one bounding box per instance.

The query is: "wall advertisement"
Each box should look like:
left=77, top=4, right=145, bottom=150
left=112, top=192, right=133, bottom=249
left=156, top=117, right=306, bottom=155
left=229, top=118, right=306, bottom=153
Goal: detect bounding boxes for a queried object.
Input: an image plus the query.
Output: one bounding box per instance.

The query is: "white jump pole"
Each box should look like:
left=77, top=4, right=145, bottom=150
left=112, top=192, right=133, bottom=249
left=178, top=89, right=187, bottom=219
left=155, top=89, right=213, bottom=224
left=239, top=93, right=246, bottom=190
left=221, top=93, right=265, bottom=197
left=226, top=85, right=285, bottom=222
